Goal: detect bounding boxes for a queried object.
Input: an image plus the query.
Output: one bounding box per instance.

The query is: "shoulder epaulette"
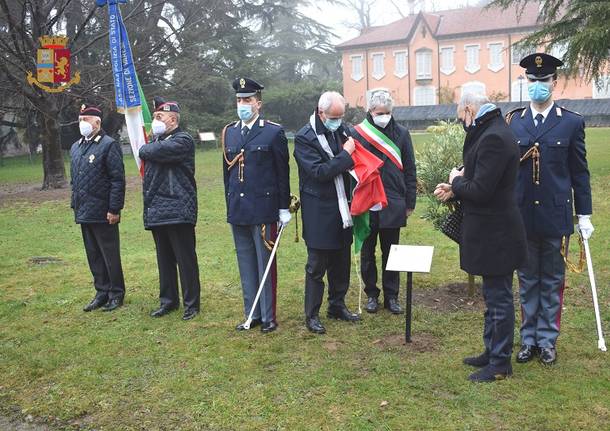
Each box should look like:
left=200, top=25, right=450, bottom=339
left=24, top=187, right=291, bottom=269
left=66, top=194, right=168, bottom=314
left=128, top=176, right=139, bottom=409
left=265, top=120, right=282, bottom=127
left=559, top=105, right=582, bottom=117
left=505, top=107, right=526, bottom=124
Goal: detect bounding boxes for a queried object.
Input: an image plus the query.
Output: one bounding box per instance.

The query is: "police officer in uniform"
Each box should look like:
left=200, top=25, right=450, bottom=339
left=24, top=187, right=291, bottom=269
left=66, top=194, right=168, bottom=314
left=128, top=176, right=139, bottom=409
left=139, top=97, right=201, bottom=321
left=71, top=104, right=126, bottom=312
left=507, top=53, right=594, bottom=365
left=222, top=78, right=291, bottom=334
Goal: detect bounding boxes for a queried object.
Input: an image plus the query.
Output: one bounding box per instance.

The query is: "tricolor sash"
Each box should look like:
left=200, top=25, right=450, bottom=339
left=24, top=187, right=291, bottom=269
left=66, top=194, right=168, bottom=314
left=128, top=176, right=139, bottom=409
left=354, top=118, right=402, bottom=171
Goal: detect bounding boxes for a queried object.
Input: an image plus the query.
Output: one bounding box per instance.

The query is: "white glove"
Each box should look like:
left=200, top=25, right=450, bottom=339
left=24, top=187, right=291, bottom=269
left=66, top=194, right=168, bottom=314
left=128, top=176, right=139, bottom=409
left=577, top=214, right=594, bottom=240
left=279, top=208, right=291, bottom=227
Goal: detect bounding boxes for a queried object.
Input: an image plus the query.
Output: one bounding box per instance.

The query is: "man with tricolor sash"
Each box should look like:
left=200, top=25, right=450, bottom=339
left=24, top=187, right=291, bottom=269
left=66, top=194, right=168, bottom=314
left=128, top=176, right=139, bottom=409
left=350, top=89, right=417, bottom=315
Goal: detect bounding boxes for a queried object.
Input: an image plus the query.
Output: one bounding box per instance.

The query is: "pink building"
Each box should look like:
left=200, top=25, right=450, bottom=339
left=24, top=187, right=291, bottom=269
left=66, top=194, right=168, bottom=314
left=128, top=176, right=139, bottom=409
left=336, top=4, right=610, bottom=108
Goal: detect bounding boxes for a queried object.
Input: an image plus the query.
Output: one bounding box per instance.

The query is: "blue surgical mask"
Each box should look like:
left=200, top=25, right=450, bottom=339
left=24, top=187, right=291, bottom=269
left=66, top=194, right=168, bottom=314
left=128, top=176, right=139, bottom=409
left=528, top=81, right=552, bottom=103
left=237, top=104, right=254, bottom=122
left=324, top=118, right=342, bottom=132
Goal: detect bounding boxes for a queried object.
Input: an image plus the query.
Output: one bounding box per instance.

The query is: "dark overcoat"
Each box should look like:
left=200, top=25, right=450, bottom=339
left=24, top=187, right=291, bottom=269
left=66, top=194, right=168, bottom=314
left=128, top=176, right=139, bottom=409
left=451, top=108, right=527, bottom=276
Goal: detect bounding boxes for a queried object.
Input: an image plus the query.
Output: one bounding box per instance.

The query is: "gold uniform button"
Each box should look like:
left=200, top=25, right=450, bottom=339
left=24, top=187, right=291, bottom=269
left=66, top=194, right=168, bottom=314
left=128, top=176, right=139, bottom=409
left=534, top=200, right=540, bottom=205
left=240, top=193, right=244, bottom=197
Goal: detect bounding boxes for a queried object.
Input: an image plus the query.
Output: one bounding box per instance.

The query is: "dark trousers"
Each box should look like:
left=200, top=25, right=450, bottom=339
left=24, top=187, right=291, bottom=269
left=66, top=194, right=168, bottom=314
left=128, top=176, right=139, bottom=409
left=81, top=223, right=125, bottom=301
left=304, top=245, right=351, bottom=318
left=151, top=224, right=201, bottom=312
left=481, top=273, right=515, bottom=366
left=360, top=213, right=400, bottom=300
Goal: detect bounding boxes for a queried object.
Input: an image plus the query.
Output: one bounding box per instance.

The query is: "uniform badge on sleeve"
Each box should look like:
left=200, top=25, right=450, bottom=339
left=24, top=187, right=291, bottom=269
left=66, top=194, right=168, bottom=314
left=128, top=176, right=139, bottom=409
left=89, top=154, right=95, bottom=163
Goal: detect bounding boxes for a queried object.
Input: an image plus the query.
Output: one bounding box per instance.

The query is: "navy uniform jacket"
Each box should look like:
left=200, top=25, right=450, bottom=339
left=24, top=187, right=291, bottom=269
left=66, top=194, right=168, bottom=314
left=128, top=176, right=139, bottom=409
left=507, top=103, right=592, bottom=238
left=223, top=117, right=290, bottom=225
left=294, top=115, right=354, bottom=250
left=70, top=132, right=125, bottom=224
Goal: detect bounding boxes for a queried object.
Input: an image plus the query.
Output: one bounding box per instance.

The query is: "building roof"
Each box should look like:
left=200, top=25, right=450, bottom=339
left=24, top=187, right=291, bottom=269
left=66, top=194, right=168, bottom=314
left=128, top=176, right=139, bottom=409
left=336, top=3, right=541, bottom=50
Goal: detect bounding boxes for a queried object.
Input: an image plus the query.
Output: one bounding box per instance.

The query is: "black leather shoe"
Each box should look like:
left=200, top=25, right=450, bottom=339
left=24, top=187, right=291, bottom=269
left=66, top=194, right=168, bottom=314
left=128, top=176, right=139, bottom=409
left=101, top=298, right=123, bottom=312
left=463, top=352, right=490, bottom=367
left=261, top=320, right=278, bottom=334
left=150, top=306, right=177, bottom=318
left=516, top=344, right=538, bottom=363
left=539, top=347, right=557, bottom=365
left=468, top=363, right=512, bottom=382
left=182, top=309, right=199, bottom=321
left=384, top=298, right=402, bottom=314
left=306, top=317, right=326, bottom=334
left=236, top=319, right=261, bottom=331
left=83, top=297, right=108, bottom=312
left=327, top=306, right=361, bottom=322
left=365, top=297, right=379, bottom=313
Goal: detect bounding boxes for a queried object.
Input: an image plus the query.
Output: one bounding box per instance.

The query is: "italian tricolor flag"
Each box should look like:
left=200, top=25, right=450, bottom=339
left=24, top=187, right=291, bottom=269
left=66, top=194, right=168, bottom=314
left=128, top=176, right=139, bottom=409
left=123, top=75, right=151, bottom=177
left=353, top=118, right=402, bottom=170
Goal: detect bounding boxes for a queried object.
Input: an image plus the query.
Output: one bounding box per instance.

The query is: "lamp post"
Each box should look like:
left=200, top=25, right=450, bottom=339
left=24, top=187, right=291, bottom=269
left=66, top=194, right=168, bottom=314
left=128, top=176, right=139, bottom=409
left=518, top=74, right=525, bottom=106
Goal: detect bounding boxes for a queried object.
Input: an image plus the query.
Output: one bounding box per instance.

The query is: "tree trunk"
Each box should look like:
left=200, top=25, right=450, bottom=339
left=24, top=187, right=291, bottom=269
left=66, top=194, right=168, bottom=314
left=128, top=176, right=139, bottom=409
left=40, top=98, right=67, bottom=190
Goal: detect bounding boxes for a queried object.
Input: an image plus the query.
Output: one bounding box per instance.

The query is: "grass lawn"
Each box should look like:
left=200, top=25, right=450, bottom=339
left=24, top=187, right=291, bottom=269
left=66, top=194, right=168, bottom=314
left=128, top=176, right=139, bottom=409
left=0, top=129, right=609, bottom=430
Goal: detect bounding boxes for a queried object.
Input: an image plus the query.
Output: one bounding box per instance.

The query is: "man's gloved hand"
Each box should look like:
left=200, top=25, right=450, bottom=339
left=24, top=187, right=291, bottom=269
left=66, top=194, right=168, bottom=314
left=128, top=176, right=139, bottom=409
left=578, top=214, right=594, bottom=240
left=279, top=208, right=291, bottom=227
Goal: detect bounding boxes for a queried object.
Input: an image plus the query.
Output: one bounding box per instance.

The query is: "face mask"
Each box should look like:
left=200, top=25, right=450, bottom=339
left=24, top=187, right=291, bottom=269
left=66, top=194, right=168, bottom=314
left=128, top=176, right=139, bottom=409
left=151, top=119, right=167, bottom=136
left=79, top=121, right=93, bottom=138
left=528, top=81, right=552, bottom=103
left=324, top=118, right=342, bottom=132
left=237, top=104, right=254, bottom=122
left=372, top=114, right=391, bottom=128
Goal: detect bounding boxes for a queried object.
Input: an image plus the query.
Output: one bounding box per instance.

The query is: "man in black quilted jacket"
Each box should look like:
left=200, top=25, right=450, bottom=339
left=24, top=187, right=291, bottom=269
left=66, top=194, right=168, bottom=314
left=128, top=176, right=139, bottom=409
left=139, top=97, right=201, bottom=321
left=70, top=104, right=126, bottom=312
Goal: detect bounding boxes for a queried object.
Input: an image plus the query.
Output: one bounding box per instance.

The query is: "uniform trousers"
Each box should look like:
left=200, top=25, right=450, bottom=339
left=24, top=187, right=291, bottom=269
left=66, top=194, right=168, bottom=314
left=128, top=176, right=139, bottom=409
left=517, top=236, right=565, bottom=348
left=81, top=223, right=125, bottom=301
left=151, top=223, right=201, bottom=312
left=231, top=223, right=277, bottom=323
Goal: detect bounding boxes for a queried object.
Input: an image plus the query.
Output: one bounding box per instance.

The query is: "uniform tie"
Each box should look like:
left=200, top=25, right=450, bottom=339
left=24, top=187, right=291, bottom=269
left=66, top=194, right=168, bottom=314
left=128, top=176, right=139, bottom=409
left=241, top=125, right=249, bottom=139
left=535, top=113, right=544, bottom=128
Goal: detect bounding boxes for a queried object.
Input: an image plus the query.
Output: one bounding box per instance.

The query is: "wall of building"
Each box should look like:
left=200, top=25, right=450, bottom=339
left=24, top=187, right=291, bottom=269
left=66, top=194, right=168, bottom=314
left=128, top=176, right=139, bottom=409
left=340, top=32, right=603, bottom=108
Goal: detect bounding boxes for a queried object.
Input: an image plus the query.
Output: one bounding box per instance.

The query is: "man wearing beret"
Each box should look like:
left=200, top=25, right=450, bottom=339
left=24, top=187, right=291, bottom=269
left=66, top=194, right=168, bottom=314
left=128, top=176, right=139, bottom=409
left=507, top=53, right=593, bottom=365
left=139, top=97, right=201, bottom=321
left=222, top=77, right=290, bottom=334
left=70, top=104, right=126, bottom=312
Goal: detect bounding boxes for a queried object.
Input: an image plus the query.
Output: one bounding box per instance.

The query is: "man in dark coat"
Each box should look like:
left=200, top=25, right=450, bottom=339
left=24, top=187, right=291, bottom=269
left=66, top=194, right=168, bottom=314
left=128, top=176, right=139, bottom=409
left=294, top=91, right=360, bottom=334
left=349, top=88, right=417, bottom=314
left=222, top=77, right=291, bottom=334
left=435, top=93, right=527, bottom=382
left=139, top=97, right=201, bottom=321
left=70, top=104, right=126, bottom=312
left=507, top=53, right=593, bottom=365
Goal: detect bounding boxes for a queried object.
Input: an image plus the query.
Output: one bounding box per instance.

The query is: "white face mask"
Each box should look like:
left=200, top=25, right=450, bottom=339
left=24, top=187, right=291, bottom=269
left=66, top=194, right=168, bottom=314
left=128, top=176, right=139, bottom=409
left=79, top=121, right=93, bottom=138
left=151, top=119, right=167, bottom=136
left=373, top=114, right=391, bottom=128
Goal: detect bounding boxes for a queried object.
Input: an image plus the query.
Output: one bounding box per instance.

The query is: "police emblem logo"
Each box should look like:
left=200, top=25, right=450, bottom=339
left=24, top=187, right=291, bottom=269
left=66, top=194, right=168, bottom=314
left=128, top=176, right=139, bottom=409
left=240, top=78, right=246, bottom=88
left=26, top=35, right=80, bottom=93
left=80, top=104, right=86, bottom=113
left=163, top=105, right=170, bottom=111
left=89, top=154, right=95, bottom=163
left=535, top=55, right=543, bottom=68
